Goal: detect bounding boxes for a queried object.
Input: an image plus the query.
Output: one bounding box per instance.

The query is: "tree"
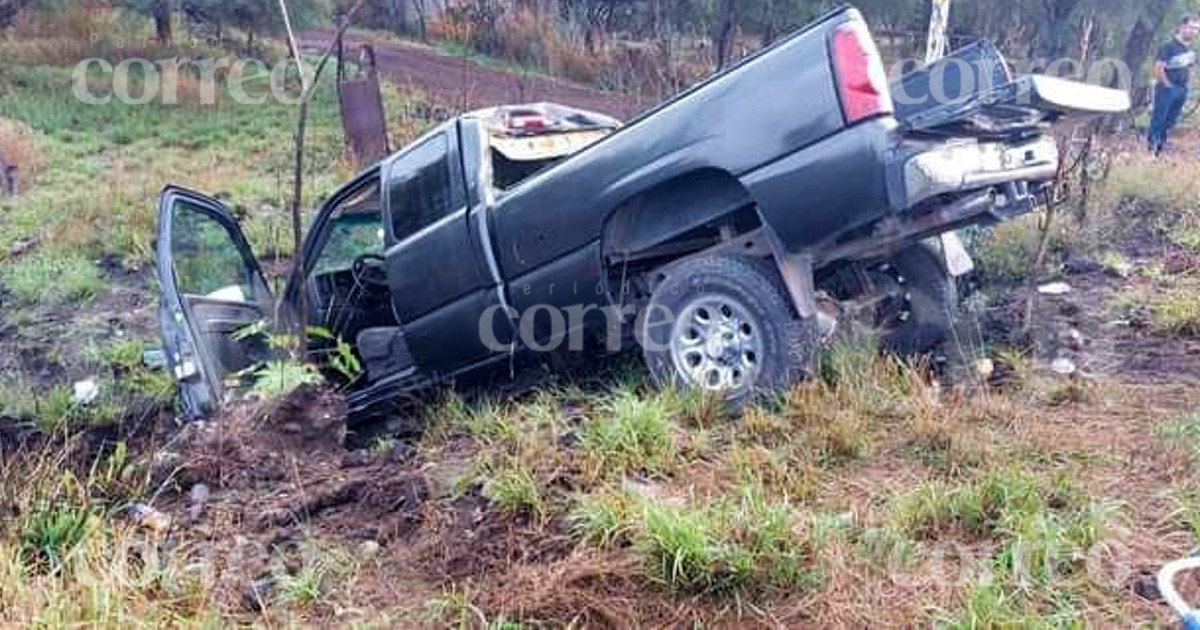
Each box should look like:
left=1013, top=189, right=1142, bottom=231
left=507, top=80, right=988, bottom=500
left=0, top=0, right=35, bottom=29
left=114, top=0, right=174, bottom=44
left=181, top=0, right=325, bottom=45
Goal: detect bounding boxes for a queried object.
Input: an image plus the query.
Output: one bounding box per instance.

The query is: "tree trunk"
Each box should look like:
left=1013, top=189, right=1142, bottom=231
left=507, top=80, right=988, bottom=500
left=648, top=0, right=661, bottom=39
left=388, top=0, right=409, bottom=36
left=1036, top=0, right=1080, bottom=61
left=153, top=0, right=173, bottom=46
left=712, top=0, right=736, bottom=71
left=1118, top=0, right=1173, bottom=105
left=760, top=0, right=778, bottom=47
left=414, top=0, right=428, bottom=43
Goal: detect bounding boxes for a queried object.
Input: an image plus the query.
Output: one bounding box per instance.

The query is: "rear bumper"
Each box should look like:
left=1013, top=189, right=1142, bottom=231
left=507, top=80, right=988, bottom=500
left=891, top=135, right=1059, bottom=209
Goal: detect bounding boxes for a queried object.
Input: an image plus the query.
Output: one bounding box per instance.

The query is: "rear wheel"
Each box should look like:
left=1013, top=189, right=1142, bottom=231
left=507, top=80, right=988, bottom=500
left=640, top=256, right=817, bottom=402
left=826, top=246, right=958, bottom=356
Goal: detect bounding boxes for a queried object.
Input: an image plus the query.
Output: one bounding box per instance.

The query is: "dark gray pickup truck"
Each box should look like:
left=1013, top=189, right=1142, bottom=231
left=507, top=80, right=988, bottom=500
left=156, top=6, right=1128, bottom=418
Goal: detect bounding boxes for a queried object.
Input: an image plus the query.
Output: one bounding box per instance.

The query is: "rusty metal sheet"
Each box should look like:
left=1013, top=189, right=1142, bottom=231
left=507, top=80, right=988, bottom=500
left=338, top=44, right=390, bottom=165
left=339, top=77, right=390, bottom=165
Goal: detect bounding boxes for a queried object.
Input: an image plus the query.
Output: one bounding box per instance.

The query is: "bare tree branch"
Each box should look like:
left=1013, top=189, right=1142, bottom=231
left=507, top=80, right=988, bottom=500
left=278, top=0, right=367, bottom=357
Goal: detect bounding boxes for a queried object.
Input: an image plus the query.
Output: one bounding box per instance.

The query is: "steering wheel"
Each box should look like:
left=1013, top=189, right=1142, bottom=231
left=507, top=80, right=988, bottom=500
left=351, top=253, right=389, bottom=291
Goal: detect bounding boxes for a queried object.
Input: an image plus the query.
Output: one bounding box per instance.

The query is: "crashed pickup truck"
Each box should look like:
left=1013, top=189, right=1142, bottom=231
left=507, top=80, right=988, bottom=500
left=156, top=6, right=1128, bottom=419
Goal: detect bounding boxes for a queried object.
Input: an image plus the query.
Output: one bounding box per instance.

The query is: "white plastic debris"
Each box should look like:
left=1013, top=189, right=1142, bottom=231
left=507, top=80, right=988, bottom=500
left=128, top=503, right=172, bottom=534
left=1037, top=282, right=1072, bottom=296
left=1065, top=328, right=1086, bottom=351
left=1050, top=358, right=1077, bottom=376
left=188, top=484, right=210, bottom=522
left=72, top=379, right=99, bottom=405
left=973, top=358, right=995, bottom=379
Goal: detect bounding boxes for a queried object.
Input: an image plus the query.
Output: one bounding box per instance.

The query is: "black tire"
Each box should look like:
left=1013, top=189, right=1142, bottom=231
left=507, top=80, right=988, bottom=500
left=876, top=245, right=958, bottom=356
left=639, top=255, right=817, bottom=402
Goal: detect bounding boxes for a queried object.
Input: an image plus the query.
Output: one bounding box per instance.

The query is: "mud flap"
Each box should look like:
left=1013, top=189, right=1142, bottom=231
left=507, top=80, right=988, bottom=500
left=762, top=225, right=819, bottom=320
left=932, top=232, right=975, bottom=277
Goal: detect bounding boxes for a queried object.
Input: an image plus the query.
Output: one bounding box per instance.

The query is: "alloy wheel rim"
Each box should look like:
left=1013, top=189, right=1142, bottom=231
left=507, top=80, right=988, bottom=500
left=669, top=296, right=764, bottom=392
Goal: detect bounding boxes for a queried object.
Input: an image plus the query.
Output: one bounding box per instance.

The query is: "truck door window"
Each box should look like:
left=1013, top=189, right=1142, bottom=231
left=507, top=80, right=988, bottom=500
left=387, top=134, right=454, bottom=242
left=171, top=200, right=261, bottom=304
left=311, top=179, right=384, bottom=276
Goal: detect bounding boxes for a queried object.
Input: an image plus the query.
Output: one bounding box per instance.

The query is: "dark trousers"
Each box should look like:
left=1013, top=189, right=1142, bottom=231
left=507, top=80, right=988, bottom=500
left=1149, top=84, right=1189, bottom=154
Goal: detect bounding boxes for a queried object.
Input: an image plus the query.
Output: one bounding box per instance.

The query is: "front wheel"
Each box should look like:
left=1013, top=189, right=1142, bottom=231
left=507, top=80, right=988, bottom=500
left=640, top=255, right=817, bottom=402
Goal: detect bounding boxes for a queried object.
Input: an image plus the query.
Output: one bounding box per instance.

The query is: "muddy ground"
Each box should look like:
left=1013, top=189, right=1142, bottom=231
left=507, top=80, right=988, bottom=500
left=976, top=196, right=1200, bottom=387
left=302, top=27, right=648, bottom=120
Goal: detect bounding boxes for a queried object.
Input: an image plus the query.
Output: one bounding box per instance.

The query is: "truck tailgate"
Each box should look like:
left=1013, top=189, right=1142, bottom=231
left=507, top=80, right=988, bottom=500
left=892, top=42, right=1131, bottom=138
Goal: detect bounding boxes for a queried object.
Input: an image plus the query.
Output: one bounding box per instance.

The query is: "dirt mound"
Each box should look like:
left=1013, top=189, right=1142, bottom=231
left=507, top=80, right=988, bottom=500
left=161, top=386, right=427, bottom=544
left=145, top=386, right=591, bottom=618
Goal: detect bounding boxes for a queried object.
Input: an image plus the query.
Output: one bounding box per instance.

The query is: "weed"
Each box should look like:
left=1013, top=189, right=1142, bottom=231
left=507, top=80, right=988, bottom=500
left=727, top=442, right=820, bottom=501
left=17, top=473, right=99, bottom=572
left=1166, top=211, right=1200, bottom=253
left=1155, top=410, right=1200, bottom=465
left=812, top=337, right=927, bottom=421
left=633, top=488, right=817, bottom=595
left=856, top=526, right=917, bottom=572
left=308, top=326, right=364, bottom=384
left=1098, top=153, right=1200, bottom=211
left=484, top=460, right=544, bottom=518
left=243, top=360, right=324, bottom=401
left=903, top=411, right=986, bottom=474
left=276, top=544, right=349, bottom=608
left=1150, top=291, right=1200, bottom=337
left=425, top=393, right=511, bottom=445
left=425, top=586, right=491, bottom=627
left=810, top=413, right=869, bottom=464
left=661, top=386, right=727, bottom=429
left=369, top=436, right=399, bottom=458
left=1098, top=250, right=1132, bottom=276
left=937, top=582, right=1048, bottom=629
left=973, top=216, right=1065, bottom=284
left=582, top=393, right=677, bottom=479
left=638, top=501, right=723, bottom=592
left=892, top=468, right=1048, bottom=538
left=570, top=489, right=636, bottom=548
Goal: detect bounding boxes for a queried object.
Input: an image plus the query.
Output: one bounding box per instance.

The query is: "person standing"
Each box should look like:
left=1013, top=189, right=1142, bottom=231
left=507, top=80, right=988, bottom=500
left=1148, top=15, right=1199, bottom=155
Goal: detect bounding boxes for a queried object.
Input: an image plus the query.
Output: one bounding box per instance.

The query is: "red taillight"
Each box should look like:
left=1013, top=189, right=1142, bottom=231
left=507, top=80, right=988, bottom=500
left=507, top=113, right=549, bottom=132
left=831, top=21, right=893, bottom=124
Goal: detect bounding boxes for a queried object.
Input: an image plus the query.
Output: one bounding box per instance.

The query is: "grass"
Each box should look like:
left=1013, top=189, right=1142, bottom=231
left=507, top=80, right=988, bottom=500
left=1155, top=409, right=1200, bottom=466
left=0, top=249, right=105, bottom=304
left=1165, top=210, right=1200, bottom=253
left=972, top=215, right=1067, bottom=284
left=18, top=494, right=100, bottom=572
left=276, top=544, right=351, bottom=608
left=633, top=489, right=819, bottom=595
left=1, top=9, right=1197, bottom=628
left=1150, top=291, right=1200, bottom=337
left=581, top=392, right=679, bottom=479
left=484, top=460, right=545, bottom=518
left=570, top=488, right=637, bottom=548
